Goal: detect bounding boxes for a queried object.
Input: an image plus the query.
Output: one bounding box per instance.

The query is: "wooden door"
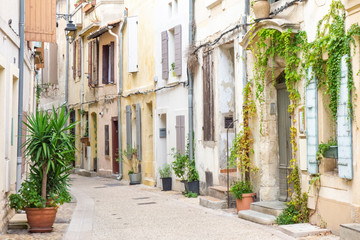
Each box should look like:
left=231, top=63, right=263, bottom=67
left=277, top=83, right=292, bottom=201
left=112, top=118, right=119, bottom=174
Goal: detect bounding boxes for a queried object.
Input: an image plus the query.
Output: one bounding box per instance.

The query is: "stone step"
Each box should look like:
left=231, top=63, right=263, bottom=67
left=76, top=169, right=97, bottom=177
left=199, top=196, right=227, bottom=210
left=340, top=223, right=360, bottom=240
left=279, top=223, right=330, bottom=238
left=238, top=210, right=276, bottom=225
left=250, top=201, right=286, bottom=217
left=8, top=213, right=28, bottom=230
left=207, top=186, right=236, bottom=207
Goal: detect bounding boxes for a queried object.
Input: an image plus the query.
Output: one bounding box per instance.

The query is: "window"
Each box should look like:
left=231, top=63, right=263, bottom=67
left=105, top=125, right=109, bottom=156
left=162, top=25, right=182, bottom=80
left=102, top=42, right=114, bottom=84
left=203, top=51, right=214, bottom=141
left=88, top=40, right=99, bottom=86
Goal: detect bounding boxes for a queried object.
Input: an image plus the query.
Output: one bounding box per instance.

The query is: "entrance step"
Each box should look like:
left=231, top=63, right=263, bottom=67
left=8, top=213, right=28, bottom=230
left=340, top=223, right=360, bottom=240
left=207, top=186, right=236, bottom=208
left=250, top=201, right=286, bottom=217
left=199, top=196, right=227, bottom=209
left=279, top=223, right=330, bottom=238
left=75, top=168, right=97, bottom=177
left=238, top=210, right=276, bottom=225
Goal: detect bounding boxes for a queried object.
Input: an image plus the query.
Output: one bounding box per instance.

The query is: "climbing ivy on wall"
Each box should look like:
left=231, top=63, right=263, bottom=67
left=306, top=0, right=360, bottom=121
left=247, top=0, right=360, bottom=224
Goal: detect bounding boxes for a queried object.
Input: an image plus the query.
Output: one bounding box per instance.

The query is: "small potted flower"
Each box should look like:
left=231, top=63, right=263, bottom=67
left=159, top=163, right=172, bottom=191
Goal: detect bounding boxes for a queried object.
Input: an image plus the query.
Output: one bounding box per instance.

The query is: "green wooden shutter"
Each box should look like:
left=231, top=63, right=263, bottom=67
left=126, top=105, right=132, bottom=159
left=306, top=68, right=319, bottom=174
left=136, top=104, right=142, bottom=161
left=338, top=55, right=353, bottom=179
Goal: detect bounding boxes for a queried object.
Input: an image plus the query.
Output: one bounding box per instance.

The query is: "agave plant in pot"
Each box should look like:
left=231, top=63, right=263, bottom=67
left=123, top=145, right=141, bottom=185
left=9, top=107, right=76, bottom=233
left=159, top=163, right=172, bottom=191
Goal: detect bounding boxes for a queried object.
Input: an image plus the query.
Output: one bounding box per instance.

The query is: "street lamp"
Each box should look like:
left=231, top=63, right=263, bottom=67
left=65, top=20, right=77, bottom=43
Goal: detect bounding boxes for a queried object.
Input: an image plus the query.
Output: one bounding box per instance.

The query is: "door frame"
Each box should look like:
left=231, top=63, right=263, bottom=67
left=111, top=117, right=119, bottom=174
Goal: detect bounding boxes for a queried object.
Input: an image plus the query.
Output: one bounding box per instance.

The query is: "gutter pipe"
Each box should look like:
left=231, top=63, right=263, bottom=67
left=80, top=38, right=84, bottom=169
left=109, top=9, right=127, bottom=180
left=16, top=0, right=25, bottom=192
left=188, top=0, right=194, bottom=162
left=65, top=0, right=69, bottom=112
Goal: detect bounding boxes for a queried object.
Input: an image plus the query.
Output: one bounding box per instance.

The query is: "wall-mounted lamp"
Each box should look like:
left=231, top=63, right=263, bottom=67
left=65, top=20, right=77, bottom=44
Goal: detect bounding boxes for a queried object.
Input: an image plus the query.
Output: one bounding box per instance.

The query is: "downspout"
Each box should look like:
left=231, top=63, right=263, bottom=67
left=80, top=38, right=84, bottom=169
left=16, top=0, right=25, bottom=192
left=242, top=0, right=249, bottom=88
left=188, top=0, right=194, bottom=162
left=109, top=9, right=127, bottom=180
left=65, top=0, right=69, bottom=111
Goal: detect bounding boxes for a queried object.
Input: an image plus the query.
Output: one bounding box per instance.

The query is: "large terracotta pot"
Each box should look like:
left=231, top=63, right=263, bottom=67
left=25, top=207, right=57, bottom=233
left=236, top=193, right=254, bottom=212
left=253, top=0, right=271, bottom=19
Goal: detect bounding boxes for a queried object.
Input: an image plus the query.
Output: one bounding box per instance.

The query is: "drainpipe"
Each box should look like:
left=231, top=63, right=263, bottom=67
left=65, top=0, right=69, bottom=112
left=80, top=37, right=84, bottom=169
left=109, top=9, right=127, bottom=180
left=242, top=0, right=249, bottom=88
left=16, top=0, right=25, bottom=192
left=188, top=0, right=194, bottom=162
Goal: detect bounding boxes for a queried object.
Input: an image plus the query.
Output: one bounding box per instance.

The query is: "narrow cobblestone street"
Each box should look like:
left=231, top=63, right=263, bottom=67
left=0, top=174, right=341, bottom=240
left=65, top=175, right=338, bottom=240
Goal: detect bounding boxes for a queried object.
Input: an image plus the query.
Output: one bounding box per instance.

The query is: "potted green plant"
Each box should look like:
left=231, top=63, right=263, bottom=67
left=123, top=145, right=141, bottom=185
left=159, top=163, right=172, bottom=191
left=170, top=62, right=176, bottom=77
left=186, top=159, right=199, bottom=195
left=9, top=107, right=76, bottom=233
left=230, top=181, right=255, bottom=212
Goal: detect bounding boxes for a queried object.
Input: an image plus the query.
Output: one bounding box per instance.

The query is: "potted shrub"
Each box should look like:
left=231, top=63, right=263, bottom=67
left=171, top=148, right=188, bottom=190
left=9, top=107, right=76, bottom=233
left=159, top=163, right=172, bottom=191
left=186, top=160, right=199, bottom=195
left=230, top=181, right=255, bottom=212
left=123, top=146, right=141, bottom=185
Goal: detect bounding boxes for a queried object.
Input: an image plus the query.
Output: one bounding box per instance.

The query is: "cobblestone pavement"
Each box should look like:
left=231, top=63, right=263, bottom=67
left=0, top=196, right=76, bottom=240
left=66, top=175, right=339, bottom=240
left=0, top=175, right=340, bottom=240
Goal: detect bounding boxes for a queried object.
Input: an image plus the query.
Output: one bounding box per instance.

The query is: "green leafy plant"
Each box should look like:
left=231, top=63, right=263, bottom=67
left=9, top=106, right=77, bottom=210
left=170, top=62, right=176, bottom=76
left=187, top=160, right=199, bottom=182
left=316, top=138, right=337, bottom=162
left=170, top=148, right=188, bottom=181
left=122, top=145, right=138, bottom=174
left=159, top=163, right=172, bottom=178
left=184, top=191, right=198, bottom=198
left=275, top=201, right=299, bottom=225
left=229, top=181, right=253, bottom=200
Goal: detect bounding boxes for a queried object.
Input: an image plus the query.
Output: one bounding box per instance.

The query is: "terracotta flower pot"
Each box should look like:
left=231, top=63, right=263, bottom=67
left=25, top=207, right=58, bottom=233
left=253, top=0, right=271, bottom=19
left=236, top=193, right=255, bottom=212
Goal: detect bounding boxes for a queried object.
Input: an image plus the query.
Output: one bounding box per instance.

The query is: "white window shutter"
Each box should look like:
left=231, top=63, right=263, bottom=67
left=306, top=67, right=319, bottom=174
left=128, top=16, right=138, bottom=73
left=338, top=55, right=353, bottom=179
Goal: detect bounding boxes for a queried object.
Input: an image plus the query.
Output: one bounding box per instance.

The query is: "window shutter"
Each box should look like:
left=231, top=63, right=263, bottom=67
left=88, top=41, right=92, bottom=85
left=128, top=16, right=138, bottom=72
left=102, top=45, right=109, bottom=84
left=126, top=105, right=132, bottom=159
left=73, top=41, right=76, bottom=79
left=161, top=31, right=169, bottom=80
left=203, top=51, right=214, bottom=141
left=77, top=38, right=81, bottom=77
left=176, top=115, right=185, bottom=154
left=93, top=39, right=98, bottom=85
left=174, top=24, right=182, bottom=76
left=136, top=104, right=142, bottom=161
left=306, top=67, right=319, bottom=174
left=338, top=55, right=353, bottom=179
left=110, top=41, right=115, bottom=84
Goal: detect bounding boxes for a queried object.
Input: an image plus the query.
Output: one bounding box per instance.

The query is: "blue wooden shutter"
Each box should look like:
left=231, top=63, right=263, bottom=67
left=174, top=24, right=182, bottom=76
left=338, top=55, right=353, bottom=179
left=126, top=105, right=132, bottom=159
left=136, top=104, right=142, bottom=161
left=306, top=68, right=319, bottom=174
